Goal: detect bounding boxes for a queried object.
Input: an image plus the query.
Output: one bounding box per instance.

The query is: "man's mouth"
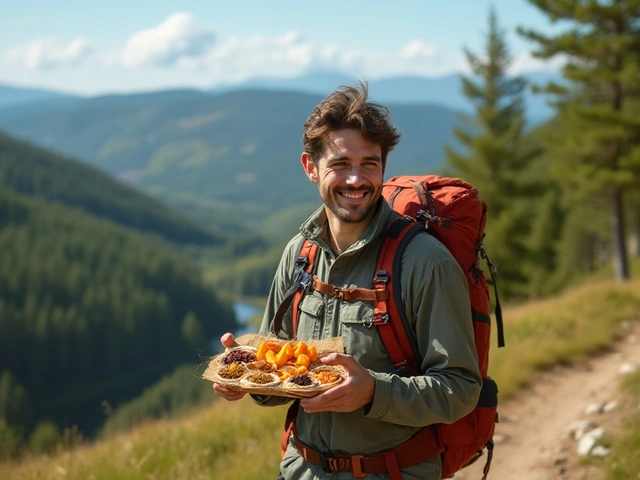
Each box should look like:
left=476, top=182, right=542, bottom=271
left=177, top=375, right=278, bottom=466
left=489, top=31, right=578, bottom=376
left=340, top=191, right=367, bottom=199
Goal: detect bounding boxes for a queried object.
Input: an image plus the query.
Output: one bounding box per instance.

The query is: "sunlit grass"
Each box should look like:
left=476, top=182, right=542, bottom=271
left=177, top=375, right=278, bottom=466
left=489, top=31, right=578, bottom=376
left=605, top=370, right=640, bottom=479
left=0, top=400, right=287, bottom=480
left=492, top=279, right=640, bottom=398
left=2, top=273, right=640, bottom=479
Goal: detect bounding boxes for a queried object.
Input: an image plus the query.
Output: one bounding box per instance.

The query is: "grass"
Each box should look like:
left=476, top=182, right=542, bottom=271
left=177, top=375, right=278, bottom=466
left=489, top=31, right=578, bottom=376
left=0, top=400, right=288, bottom=480
left=491, top=278, right=640, bottom=399
left=2, top=270, right=640, bottom=479
left=605, top=370, right=640, bottom=479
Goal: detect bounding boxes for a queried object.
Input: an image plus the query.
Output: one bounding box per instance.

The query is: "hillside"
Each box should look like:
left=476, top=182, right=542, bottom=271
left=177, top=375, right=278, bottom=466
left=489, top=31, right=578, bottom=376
left=1, top=272, right=639, bottom=479
left=0, top=131, right=228, bottom=246
left=0, top=187, right=237, bottom=441
left=0, top=89, right=460, bottom=215
left=0, top=83, right=77, bottom=110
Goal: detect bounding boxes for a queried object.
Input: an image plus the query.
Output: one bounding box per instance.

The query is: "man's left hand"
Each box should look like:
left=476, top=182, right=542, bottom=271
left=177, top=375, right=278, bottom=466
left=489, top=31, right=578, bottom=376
left=299, top=353, right=374, bottom=413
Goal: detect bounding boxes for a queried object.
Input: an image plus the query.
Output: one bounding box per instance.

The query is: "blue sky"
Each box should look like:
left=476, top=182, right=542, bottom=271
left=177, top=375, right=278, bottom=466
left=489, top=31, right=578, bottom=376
left=0, top=0, right=564, bottom=96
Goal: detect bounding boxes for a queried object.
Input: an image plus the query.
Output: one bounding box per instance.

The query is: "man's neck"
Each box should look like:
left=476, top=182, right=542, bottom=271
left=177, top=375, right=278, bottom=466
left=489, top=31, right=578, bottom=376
left=325, top=209, right=377, bottom=256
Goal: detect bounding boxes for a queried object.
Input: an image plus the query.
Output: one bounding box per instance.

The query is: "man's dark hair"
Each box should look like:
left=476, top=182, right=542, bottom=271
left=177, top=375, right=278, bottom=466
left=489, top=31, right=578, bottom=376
left=302, top=81, right=401, bottom=168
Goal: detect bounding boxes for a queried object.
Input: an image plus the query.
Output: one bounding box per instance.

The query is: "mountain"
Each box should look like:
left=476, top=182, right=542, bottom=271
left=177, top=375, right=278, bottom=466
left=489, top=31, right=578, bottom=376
left=0, top=131, right=226, bottom=246
left=0, top=134, right=239, bottom=443
left=212, top=69, right=560, bottom=125
left=0, top=89, right=461, bottom=216
left=0, top=82, right=78, bottom=111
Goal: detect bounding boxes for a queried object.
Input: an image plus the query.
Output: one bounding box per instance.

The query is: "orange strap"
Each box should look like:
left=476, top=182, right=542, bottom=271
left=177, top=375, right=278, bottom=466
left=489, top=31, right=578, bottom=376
left=292, top=241, right=318, bottom=339
left=373, top=219, right=423, bottom=376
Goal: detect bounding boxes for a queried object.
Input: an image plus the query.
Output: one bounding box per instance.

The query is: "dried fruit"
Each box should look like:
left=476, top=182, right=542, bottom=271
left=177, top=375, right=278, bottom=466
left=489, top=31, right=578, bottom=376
left=289, top=372, right=314, bottom=386
left=217, top=362, right=246, bottom=379
left=222, top=349, right=256, bottom=365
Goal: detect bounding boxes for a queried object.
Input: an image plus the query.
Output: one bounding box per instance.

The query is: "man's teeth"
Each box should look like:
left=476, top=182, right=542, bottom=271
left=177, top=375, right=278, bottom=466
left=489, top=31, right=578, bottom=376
left=342, top=192, right=365, bottom=198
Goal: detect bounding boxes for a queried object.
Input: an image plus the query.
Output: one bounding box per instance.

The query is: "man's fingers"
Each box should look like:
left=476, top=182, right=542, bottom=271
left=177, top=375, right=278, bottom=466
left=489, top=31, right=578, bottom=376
left=321, top=352, right=355, bottom=367
left=212, top=383, right=245, bottom=401
left=220, top=332, right=235, bottom=347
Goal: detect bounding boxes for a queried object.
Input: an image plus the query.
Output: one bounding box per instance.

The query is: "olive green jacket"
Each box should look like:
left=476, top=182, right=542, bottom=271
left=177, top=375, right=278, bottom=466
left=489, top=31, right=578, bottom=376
left=255, top=199, right=482, bottom=480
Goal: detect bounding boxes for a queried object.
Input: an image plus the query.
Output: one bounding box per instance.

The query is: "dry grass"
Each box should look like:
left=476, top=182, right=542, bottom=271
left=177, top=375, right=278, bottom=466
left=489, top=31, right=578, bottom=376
left=0, top=400, right=287, bottom=480
left=2, top=276, right=640, bottom=480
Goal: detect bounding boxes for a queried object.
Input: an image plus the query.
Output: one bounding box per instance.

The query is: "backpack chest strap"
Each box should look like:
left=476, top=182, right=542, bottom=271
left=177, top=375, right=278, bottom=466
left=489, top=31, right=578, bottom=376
left=311, top=276, right=388, bottom=302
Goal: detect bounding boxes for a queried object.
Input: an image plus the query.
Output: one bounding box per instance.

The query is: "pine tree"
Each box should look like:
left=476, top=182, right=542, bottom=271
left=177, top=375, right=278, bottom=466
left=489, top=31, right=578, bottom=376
left=518, top=0, right=640, bottom=281
left=445, top=7, right=541, bottom=297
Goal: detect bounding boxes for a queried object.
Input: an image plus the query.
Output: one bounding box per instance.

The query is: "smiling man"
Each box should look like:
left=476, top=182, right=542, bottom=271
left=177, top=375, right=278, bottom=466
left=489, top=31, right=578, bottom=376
left=213, top=83, right=481, bottom=480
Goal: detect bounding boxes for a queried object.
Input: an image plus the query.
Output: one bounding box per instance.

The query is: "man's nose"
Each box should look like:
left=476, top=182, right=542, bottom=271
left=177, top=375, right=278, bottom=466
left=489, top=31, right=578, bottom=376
left=345, top=167, right=365, bottom=187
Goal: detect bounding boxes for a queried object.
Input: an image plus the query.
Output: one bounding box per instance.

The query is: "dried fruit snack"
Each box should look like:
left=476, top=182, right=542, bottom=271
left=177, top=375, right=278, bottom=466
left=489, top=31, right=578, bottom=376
left=202, top=334, right=345, bottom=398
left=309, top=365, right=346, bottom=387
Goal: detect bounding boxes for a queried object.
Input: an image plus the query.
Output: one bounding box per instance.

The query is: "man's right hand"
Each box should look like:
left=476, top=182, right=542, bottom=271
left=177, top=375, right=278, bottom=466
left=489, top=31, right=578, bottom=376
left=212, top=333, right=247, bottom=401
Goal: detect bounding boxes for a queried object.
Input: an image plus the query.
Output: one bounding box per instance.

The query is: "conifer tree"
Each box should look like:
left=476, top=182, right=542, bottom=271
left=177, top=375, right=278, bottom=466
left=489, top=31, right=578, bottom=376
left=518, top=0, right=640, bottom=281
left=445, top=8, right=541, bottom=297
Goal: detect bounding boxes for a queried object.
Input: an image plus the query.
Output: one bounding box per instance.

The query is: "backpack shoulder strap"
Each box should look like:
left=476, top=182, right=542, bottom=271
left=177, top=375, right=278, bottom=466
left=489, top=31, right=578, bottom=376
left=270, top=238, right=318, bottom=339
left=374, top=218, right=424, bottom=376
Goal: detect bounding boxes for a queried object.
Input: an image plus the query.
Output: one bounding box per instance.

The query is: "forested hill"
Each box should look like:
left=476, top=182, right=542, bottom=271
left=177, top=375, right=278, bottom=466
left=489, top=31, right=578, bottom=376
left=0, top=131, right=225, bottom=246
left=0, top=89, right=459, bottom=214
left=0, top=186, right=237, bottom=440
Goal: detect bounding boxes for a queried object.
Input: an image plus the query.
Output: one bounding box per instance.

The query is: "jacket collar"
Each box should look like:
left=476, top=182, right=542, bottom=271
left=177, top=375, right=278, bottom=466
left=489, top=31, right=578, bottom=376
left=299, top=198, right=397, bottom=254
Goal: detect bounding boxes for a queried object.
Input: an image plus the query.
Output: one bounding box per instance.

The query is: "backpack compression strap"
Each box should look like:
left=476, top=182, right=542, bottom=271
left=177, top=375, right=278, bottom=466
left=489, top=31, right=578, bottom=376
left=373, top=218, right=425, bottom=376
left=270, top=240, right=318, bottom=338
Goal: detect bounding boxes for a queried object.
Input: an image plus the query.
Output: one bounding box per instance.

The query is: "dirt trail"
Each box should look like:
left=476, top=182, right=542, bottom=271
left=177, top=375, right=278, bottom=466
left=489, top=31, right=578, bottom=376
left=456, top=319, right=640, bottom=480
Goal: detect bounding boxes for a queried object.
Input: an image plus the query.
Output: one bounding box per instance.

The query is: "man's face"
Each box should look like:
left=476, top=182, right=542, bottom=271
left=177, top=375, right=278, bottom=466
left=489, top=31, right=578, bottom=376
left=302, top=129, right=384, bottom=225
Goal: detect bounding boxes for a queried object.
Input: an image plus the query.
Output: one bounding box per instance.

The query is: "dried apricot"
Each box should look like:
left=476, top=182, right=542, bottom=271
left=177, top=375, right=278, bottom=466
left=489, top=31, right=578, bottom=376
left=296, top=353, right=310, bottom=369
left=294, top=341, right=308, bottom=358
left=307, top=346, right=318, bottom=362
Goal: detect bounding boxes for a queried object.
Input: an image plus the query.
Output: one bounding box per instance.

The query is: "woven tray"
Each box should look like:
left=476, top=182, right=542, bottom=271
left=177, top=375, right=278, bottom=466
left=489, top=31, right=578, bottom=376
left=202, top=334, right=345, bottom=398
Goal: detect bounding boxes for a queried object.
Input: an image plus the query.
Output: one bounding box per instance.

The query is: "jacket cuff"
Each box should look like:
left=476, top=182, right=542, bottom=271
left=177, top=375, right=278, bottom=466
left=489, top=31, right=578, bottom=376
left=364, top=371, right=392, bottom=419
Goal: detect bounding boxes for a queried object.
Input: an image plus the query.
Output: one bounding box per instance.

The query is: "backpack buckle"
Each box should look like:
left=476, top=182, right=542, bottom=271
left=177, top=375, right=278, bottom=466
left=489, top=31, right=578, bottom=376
left=373, top=313, right=389, bottom=325
left=374, top=270, right=389, bottom=284
left=295, top=255, right=309, bottom=271
left=299, top=271, right=313, bottom=290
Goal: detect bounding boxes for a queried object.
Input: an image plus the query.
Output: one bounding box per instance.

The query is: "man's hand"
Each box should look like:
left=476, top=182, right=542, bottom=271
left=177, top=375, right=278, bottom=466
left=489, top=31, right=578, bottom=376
left=299, top=353, right=374, bottom=413
left=212, top=333, right=246, bottom=401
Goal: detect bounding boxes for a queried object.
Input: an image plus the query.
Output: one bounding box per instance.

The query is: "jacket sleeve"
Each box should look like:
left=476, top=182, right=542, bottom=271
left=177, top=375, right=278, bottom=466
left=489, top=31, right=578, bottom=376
left=364, top=245, right=482, bottom=427
left=251, top=236, right=302, bottom=407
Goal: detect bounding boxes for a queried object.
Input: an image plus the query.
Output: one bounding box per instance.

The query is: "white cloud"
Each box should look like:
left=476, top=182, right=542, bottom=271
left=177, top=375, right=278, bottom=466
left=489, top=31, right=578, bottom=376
left=119, top=12, right=216, bottom=68
left=401, top=40, right=438, bottom=61
left=511, top=51, right=566, bottom=74
left=192, top=34, right=460, bottom=82
left=5, top=37, right=93, bottom=71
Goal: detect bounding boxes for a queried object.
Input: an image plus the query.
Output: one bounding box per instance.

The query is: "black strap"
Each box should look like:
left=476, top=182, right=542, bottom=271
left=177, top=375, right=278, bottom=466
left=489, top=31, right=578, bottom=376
left=490, top=275, right=505, bottom=348
left=269, top=259, right=313, bottom=336
left=482, top=439, right=494, bottom=480
left=479, top=244, right=505, bottom=348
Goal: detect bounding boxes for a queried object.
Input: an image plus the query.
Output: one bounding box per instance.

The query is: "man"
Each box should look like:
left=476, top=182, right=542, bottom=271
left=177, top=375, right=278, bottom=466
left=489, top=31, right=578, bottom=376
left=214, top=83, right=481, bottom=479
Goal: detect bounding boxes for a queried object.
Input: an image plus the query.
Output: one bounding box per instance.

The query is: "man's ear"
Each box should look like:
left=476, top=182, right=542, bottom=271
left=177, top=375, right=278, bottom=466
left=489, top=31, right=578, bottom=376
left=301, top=152, right=318, bottom=184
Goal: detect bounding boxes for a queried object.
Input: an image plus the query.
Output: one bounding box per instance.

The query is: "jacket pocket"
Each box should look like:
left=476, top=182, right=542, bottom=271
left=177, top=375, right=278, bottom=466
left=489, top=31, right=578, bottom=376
left=339, top=301, right=391, bottom=369
left=297, top=293, right=324, bottom=339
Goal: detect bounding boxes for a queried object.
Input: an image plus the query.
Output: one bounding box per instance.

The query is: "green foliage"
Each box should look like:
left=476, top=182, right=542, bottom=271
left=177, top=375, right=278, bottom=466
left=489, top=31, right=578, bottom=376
left=0, top=188, right=236, bottom=444
left=519, top=0, right=640, bottom=280
left=28, top=421, right=60, bottom=455
left=0, top=131, right=226, bottom=246
left=0, top=371, right=31, bottom=432
left=0, top=419, right=21, bottom=460
left=606, top=370, right=640, bottom=479
left=444, top=8, right=546, bottom=299
left=100, top=364, right=215, bottom=437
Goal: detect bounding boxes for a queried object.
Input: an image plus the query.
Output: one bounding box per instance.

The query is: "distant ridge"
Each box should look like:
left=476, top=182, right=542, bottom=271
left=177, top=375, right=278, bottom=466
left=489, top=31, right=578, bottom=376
left=0, top=82, right=78, bottom=110
left=0, top=130, right=226, bottom=246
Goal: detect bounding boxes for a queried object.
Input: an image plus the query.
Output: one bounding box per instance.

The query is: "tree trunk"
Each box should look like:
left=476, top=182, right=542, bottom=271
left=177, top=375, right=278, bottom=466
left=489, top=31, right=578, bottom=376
left=611, top=186, right=629, bottom=281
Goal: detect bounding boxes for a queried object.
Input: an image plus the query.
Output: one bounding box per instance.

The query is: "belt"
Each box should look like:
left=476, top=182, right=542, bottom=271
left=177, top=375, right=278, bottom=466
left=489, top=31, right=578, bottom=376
left=292, top=426, right=443, bottom=479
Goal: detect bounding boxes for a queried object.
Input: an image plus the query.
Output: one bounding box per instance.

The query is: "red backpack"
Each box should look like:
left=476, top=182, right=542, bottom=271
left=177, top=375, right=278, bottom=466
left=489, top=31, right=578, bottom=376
left=272, top=175, right=505, bottom=480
